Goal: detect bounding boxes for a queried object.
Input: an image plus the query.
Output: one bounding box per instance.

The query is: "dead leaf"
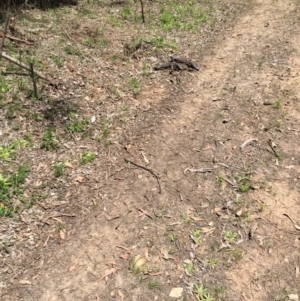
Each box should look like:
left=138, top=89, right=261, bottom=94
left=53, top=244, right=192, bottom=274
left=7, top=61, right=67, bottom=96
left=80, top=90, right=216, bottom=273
left=190, top=216, right=204, bottom=221
left=98, top=267, right=121, bottom=282
left=169, top=287, right=183, bottom=298
left=118, top=290, right=124, bottom=301
left=236, top=209, right=244, bottom=216
left=60, top=230, right=65, bottom=240
left=201, top=227, right=215, bottom=234
left=144, top=271, right=164, bottom=276
left=35, top=179, right=42, bottom=187
left=64, top=161, right=74, bottom=168
left=66, top=62, right=75, bottom=72
left=91, top=115, right=96, bottom=123
left=214, top=207, right=221, bottom=213
left=116, top=245, right=131, bottom=252
left=119, top=253, right=129, bottom=260
left=19, top=280, right=31, bottom=285
left=161, top=249, right=175, bottom=261
left=141, top=152, right=149, bottom=164
left=104, top=214, right=120, bottom=221
left=75, top=176, right=85, bottom=183
left=288, top=294, right=299, bottom=301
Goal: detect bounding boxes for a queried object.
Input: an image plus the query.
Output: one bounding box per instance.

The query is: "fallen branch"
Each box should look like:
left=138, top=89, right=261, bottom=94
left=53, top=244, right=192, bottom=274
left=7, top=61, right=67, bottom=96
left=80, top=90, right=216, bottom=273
left=0, top=51, right=53, bottom=83
left=0, top=32, right=34, bottom=45
left=0, top=8, right=11, bottom=56
left=240, top=138, right=258, bottom=150
left=30, top=62, right=38, bottom=98
left=139, top=0, right=145, bottom=23
left=184, top=167, right=214, bottom=174
left=124, top=158, right=161, bottom=194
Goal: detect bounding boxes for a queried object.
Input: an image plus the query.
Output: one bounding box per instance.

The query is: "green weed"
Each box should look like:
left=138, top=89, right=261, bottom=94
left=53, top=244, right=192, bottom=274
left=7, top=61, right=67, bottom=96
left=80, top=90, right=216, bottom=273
left=224, top=230, right=238, bottom=243
left=0, top=140, right=28, bottom=161
left=206, top=258, right=218, bottom=269
left=54, top=162, right=64, bottom=177
left=41, top=130, right=59, bottom=151
left=64, top=45, right=81, bottom=56
left=66, top=116, right=88, bottom=133
left=148, top=280, right=160, bottom=290
left=150, top=36, right=178, bottom=51
left=83, top=38, right=107, bottom=48
left=191, top=229, right=202, bottom=245
left=80, top=151, right=95, bottom=164
left=184, top=261, right=195, bottom=275
left=0, top=165, right=30, bottom=217
left=128, top=77, right=140, bottom=95
left=274, top=100, right=281, bottom=109
left=193, top=284, right=215, bottom=301
left=121, top=5, right=132, bottom=20
left=216, top=175, right=223, bottom=186
left=168, top=233, right=176, bottom=242
left=0, top=74, right=9, bottom=94
left=51, top=55, right=64, bottom=68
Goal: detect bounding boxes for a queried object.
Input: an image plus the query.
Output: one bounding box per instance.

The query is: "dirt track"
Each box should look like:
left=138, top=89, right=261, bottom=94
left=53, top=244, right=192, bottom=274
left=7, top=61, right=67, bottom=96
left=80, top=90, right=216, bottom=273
left=2, top=0, right=300, bottom=300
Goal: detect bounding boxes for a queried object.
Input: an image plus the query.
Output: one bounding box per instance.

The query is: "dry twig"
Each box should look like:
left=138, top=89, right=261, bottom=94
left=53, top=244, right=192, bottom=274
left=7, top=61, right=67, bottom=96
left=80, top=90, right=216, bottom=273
left=1, top=51, right=52, bottom=82
left=124, top=158, right=161, bottom=194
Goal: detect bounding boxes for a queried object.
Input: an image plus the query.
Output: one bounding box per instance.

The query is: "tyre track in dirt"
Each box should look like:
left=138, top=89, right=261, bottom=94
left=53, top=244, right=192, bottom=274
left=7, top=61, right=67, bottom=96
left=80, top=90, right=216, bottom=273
left=3, top=0, right=300, bottom=300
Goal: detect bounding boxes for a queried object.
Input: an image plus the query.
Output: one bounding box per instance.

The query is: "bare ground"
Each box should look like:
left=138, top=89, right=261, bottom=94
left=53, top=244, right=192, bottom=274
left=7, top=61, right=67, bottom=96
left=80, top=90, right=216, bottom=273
left=1, top=0, right=300, bottom=300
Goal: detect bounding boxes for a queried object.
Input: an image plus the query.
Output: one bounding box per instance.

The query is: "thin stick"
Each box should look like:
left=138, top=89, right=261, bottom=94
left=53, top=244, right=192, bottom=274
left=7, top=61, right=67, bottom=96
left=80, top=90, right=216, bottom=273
left=139, top=0, right=145, bottom=23
left=0, top=32, right=34, bottom=45
left=0, top=51, right=52, bottom=82
left=124, top=158, right=161, bottom=194
left=0, top=6, right=11, bottom=57
left=30, top=62, right=38, bottom=98
left=1, top=71, right=30, bottom=76
left=61, top=27, right=83, bottom=58
left=267, top=139, right=279, bottom=157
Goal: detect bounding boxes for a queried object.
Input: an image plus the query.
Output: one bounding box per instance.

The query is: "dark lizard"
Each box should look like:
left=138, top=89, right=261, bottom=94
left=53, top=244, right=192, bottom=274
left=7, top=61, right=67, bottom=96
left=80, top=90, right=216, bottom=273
left=170, top=56, right=199, bottom=71
left=154, top=62, right=183, bottom=71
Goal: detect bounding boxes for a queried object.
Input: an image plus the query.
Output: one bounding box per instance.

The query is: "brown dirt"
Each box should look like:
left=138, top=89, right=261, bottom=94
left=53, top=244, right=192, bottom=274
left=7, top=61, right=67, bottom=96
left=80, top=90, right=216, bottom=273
left=1, top=0, right=300, bottom=300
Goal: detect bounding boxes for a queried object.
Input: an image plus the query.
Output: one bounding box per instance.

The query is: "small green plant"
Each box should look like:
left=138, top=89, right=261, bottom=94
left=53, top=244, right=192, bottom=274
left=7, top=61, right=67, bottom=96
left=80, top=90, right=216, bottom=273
left=0, top=74, right=9, bottom=94
left=148, top=280, right=160, bottom=290
left=0, top=165, right=30, bottom=217
left=142, top=63, right=151, bottom=76
left=160, top=7, right=180, bottom=30
left=224, top=230, right=238, bottom=243
left=121, top=5, right=132, bottom=19
left=101, top=119, right=110, bottom=138
left=80, top=152, right=95, bottom=164
left=181, top=214, right=192, bottom=223
left=274, top=100, right=281, bottom=109
left=128, top=77, right=141, bottom=95
left=193, top=284, right=215, bottom=301
left=216, top=175, right=223, bottom=186
left=41, top=130, right=59, bottom=151
left=83, top=38, right=107, bottom=48
left=236, top=174, right=253, bottom=192
left=230, top=248, right=244, bottom=261
left=64, top=45, right=81, bottom=56
left=206, top=258, right=218, bottom=269
left=51, top=55, right=63, bottom=67
left=150, top=36, right=178, bottom=51
left=168, top=233, right=176, bottom=242
left=54, top=162, right=64, bottom=177
left=0, top=140, right=28, bottom=161
left=184, top=261, right=195, bottom=276
left=66, top=117, right=88, bottom=133
left=191, top=229, right=202, bottom=245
